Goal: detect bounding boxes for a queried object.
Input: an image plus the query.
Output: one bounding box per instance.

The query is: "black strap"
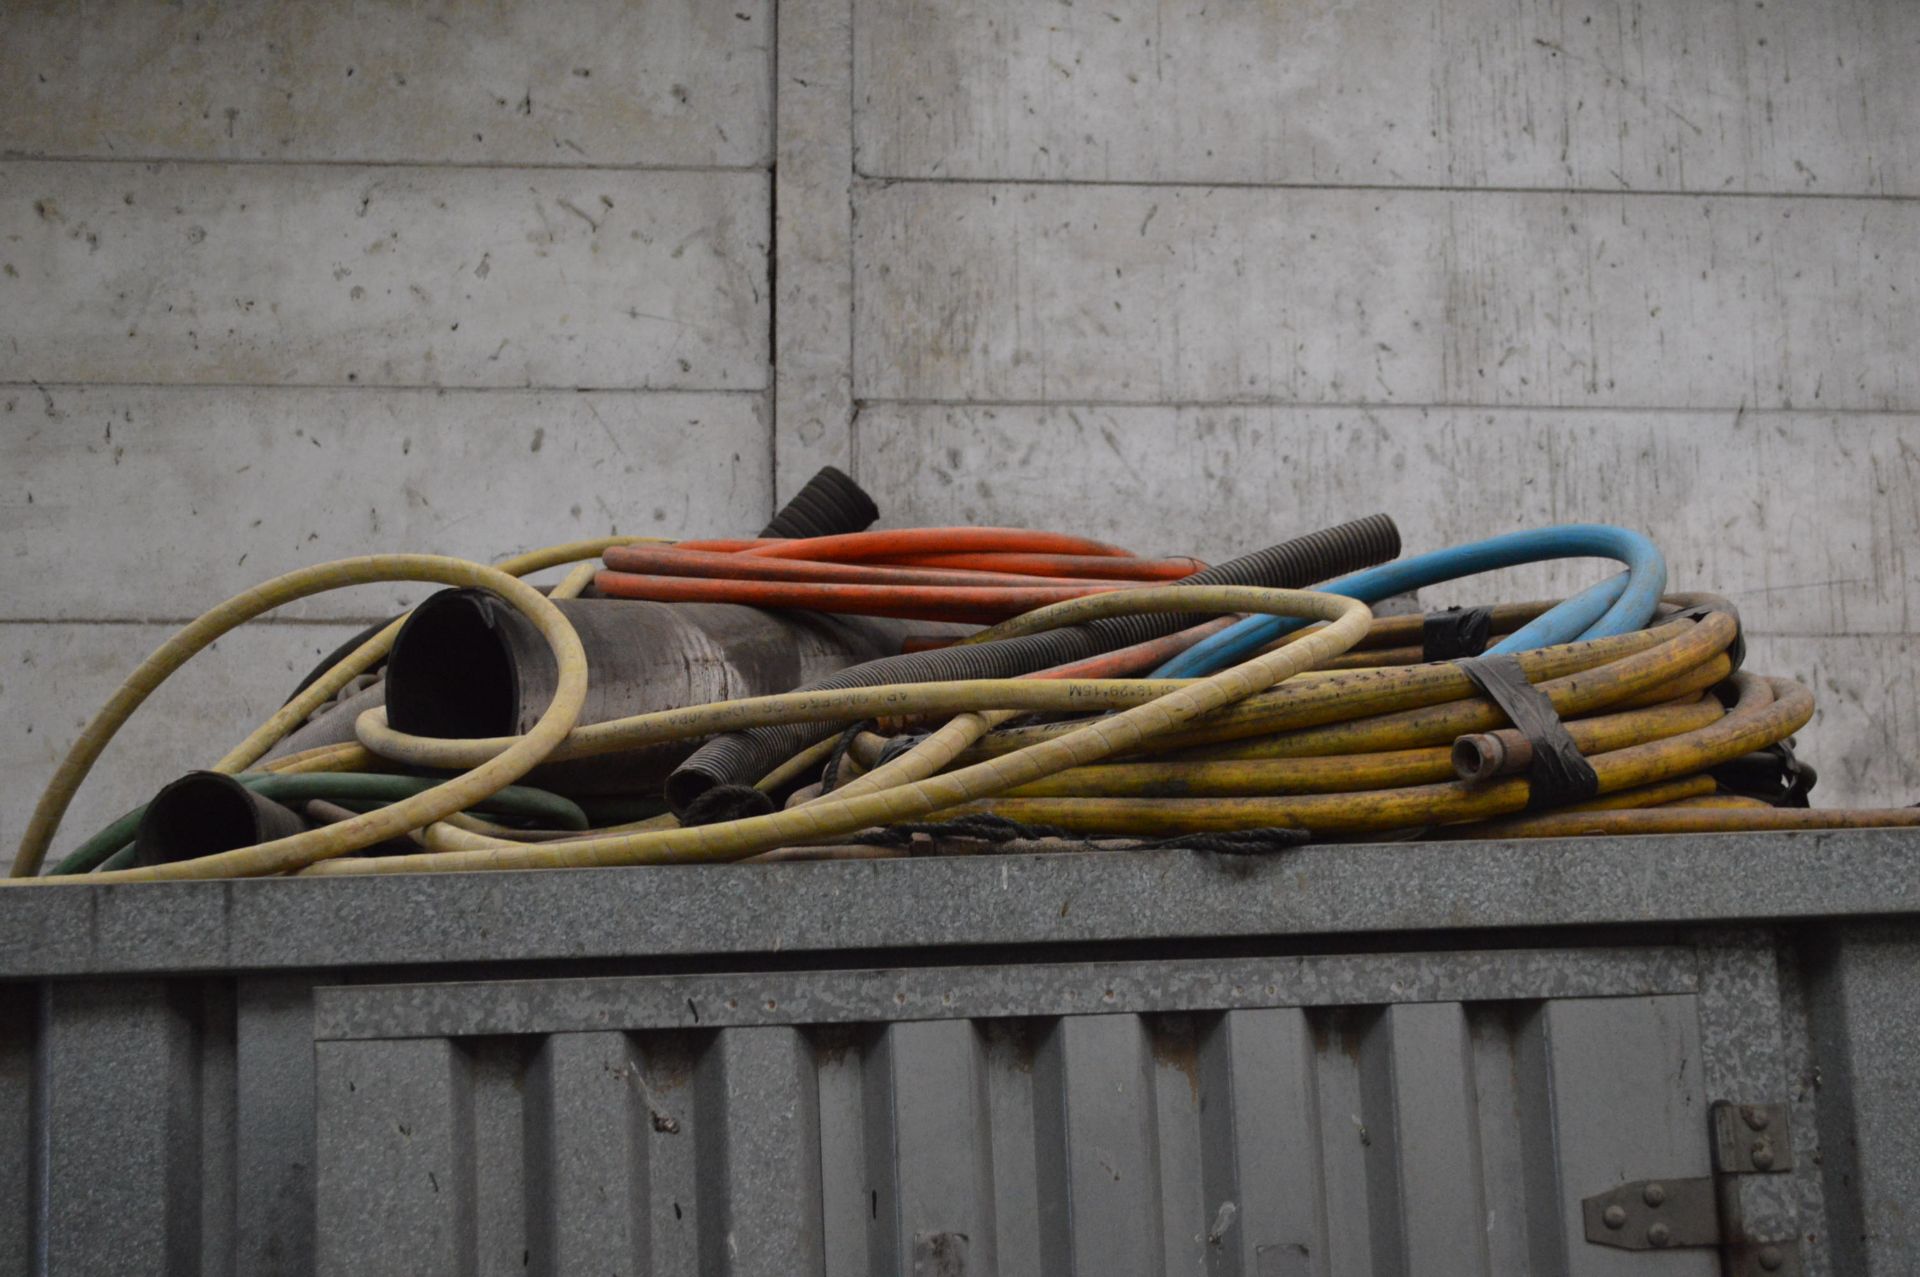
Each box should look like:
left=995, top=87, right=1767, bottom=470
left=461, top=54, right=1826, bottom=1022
left=1456, top=653, right=1600, bottom=810
left=849, top=813, right=1309, bottom=856
left=1423, top=606, right=1495, bottom=661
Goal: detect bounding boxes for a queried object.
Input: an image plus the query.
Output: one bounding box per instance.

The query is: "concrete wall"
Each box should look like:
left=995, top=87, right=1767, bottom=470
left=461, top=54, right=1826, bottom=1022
left=831, top=0, right=1920, bottom=809
left=0, top=0, right=774, bottom=847
left=3, top=0, right=1915, bottom=852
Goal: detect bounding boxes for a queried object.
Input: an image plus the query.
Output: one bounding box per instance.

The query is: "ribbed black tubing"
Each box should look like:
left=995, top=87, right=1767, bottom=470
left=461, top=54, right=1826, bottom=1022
left=760, top=466, right=881, bottom=540
left=667, top=513, right=1402, bottom=821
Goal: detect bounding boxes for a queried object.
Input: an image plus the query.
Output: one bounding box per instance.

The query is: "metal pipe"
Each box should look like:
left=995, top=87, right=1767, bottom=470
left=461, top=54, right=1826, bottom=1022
left=259, top=680, right=388, bottom=763
left=133, top=771, right=309, bottom=868
left=1452, top=730, right=1530, bottom=781
left=384, top=591, right=958, bottom=794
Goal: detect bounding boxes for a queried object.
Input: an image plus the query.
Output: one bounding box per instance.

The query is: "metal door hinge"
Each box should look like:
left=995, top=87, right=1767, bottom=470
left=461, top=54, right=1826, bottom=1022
left=1582, top=1101, right=1802, bottom=1275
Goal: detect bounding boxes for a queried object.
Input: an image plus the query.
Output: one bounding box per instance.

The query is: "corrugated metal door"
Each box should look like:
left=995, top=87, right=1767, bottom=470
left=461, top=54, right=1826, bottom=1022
left=308, top=947, right=1768, bottom=1275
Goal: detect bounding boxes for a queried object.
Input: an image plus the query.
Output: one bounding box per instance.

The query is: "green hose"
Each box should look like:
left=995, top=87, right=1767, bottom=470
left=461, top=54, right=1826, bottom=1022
left=94, top=844, right=139, bottom=873
left=47, top=772, right=589, bottom=875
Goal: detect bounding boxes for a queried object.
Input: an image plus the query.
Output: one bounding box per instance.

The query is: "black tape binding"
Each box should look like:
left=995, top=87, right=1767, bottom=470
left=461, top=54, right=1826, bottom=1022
left=1422, top=606, right=1495, bottom=661
left=849, top=813, right=1309, bottom=856
left=1455, top=653, right=1600, bottom=810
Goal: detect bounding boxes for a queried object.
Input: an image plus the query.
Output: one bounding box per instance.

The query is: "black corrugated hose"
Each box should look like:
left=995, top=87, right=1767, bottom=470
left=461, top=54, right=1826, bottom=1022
left=668, top=513, right=1402, bottom=822
left=759, top=465, right=880, bottom=540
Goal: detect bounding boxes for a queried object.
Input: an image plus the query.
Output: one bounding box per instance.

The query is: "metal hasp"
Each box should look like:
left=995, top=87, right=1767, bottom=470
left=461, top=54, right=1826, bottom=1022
left=1583, top=1100, right=1801, bottom=1275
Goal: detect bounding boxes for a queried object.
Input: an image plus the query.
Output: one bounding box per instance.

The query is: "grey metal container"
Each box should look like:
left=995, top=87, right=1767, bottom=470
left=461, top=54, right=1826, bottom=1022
left=5, top=830, right=1918, bottom=1275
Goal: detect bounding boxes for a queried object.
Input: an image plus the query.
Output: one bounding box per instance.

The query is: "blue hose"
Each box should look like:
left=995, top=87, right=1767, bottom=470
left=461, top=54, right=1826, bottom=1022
left=1155, top=524, right=1667, bottom=677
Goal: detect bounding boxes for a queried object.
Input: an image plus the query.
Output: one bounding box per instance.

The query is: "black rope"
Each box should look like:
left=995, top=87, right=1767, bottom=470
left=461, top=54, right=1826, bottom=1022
left=678, top=784, right=771, bottom=828
left=847, top=813, right=1309, bottom=856
left=818, top=720, right=872, bottom=795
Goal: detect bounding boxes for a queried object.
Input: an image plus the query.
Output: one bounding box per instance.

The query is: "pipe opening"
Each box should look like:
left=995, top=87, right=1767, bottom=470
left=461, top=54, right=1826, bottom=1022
left=134, top=772, right=306, bottom=865
left=387, top=589, right=522, bottom=739
left=664, top=765, right=720, bottom=815
left=1451, top=737, right=1495, bottom=782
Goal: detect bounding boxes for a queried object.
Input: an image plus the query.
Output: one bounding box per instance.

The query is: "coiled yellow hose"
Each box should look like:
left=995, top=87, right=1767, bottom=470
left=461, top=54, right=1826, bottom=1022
left=8, top=554, right=588, bottom=881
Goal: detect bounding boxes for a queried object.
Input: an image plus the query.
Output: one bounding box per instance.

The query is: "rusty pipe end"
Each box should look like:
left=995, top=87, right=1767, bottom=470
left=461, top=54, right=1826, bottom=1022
left=1452, top=733, right=1511, bottom=783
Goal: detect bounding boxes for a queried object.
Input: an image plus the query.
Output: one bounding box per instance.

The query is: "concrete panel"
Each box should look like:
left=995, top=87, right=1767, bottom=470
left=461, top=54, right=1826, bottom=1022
left=852, top=182, right=1919, bottom=410
left=855, top=0, right=1920, bottom=195
left=0, top=162, right=768, bottom=389
left=773, top=0, right=857, bottom=498
left=1807, top=921, right=1920, bottom=1275
left=0, top=0, right=770, bottom=167
left=856, top=403, right=1918, bottom=636
left=1746, top=634, right=1920, bottom=813
left=37, top=980, right=229, bottom=1276
left=1, top=384, right=770, bottom=621
left=0, top=619, right=365, bottom=861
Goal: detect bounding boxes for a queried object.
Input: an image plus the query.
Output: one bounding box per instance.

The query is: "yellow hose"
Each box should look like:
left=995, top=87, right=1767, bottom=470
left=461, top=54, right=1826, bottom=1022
left=958, top=615, right=1730, bottom=766
left=944, top=674, right=1809, bottom=837
left=300, top=585, right=1372, bottom=875
left=753, top=734, right=845, bottom=795
left=7, top=554, right=587, bottom=881
left=350, top=677, right=1211, bottom=771
left=992, top=697, right=1723, bottom=799
left=954, top=620, right=1693, bottom=762
left=257, top=742, right=383, bottom=775
left=1452, top=803, right=1920, bottom=839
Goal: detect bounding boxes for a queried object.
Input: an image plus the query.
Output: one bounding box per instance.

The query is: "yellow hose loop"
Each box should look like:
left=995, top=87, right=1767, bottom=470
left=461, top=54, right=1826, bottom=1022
left=419, top=809, right=684, bottom=854
left=549, top=561, right=598, bottom=601
left=753, top=735, right=845, bottom=795
left=211, top=537, right=656, bottom=775
left=420, top=821, right=510, bottom=853
left=955, top=618, right=1698, bottom=763
left=1432, top=776, right=1722, bottom=838
left=977, top=612, right=1735, bottom=767
left=7, top=554, right=587, bottom=882
left=303, top=585, right=1373, bottom=875
left=954, top=674, right=1809, bottom=838
left=993, top=697, right=1725, bottom=800
left=1549, top=775, right=1721, bottom=813
left=1664, top=795, right=1775, bottom=810
left=257, top=742, right=383, bottom=775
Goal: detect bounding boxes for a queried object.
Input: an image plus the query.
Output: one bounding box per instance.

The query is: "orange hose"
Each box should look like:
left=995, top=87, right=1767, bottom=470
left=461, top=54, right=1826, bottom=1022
left=592, top=570, right=1139, bottom=624
left=881, top=552, right=1205, bottom=581
left=602, top=543, right=1130, bottom=589
left=739, top=528, right=1138, bottom=561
